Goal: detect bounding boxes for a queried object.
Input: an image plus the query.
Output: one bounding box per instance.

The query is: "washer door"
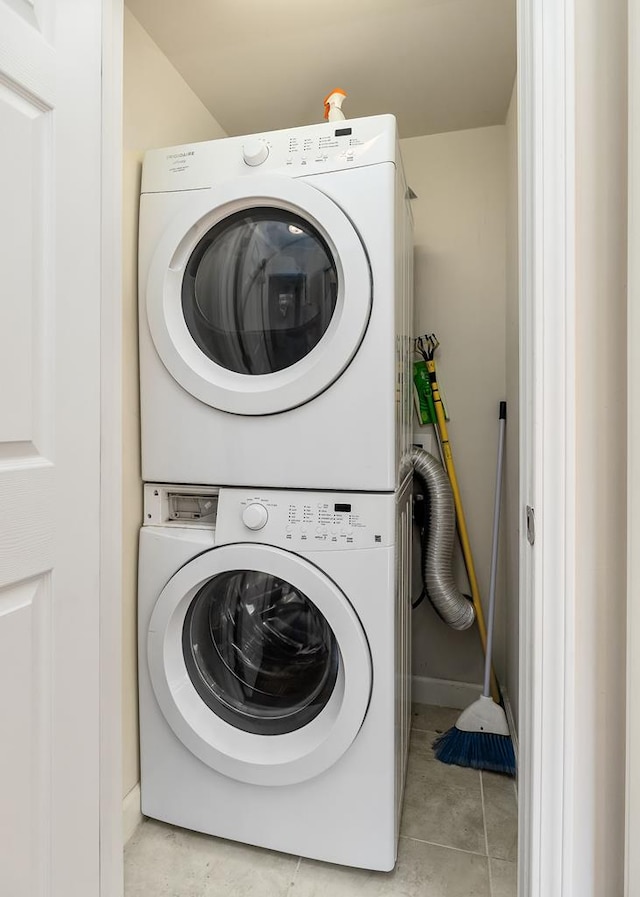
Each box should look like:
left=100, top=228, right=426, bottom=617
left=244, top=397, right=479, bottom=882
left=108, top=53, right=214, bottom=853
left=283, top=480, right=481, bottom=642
left=147, top=543, right=372, bottom=786
left=145, top=175, right=372, bottom=415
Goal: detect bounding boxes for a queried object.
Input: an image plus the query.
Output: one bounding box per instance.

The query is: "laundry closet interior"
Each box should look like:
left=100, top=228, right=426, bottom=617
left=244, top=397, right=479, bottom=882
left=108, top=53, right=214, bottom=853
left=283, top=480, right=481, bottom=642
left=122, top=1, right=520, bottom=894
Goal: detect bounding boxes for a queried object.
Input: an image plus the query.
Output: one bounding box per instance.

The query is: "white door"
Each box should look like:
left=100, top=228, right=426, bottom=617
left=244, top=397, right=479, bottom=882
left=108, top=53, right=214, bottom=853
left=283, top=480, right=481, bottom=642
left=0, top=2, right=104, bottom=896
left=147, top=543, right=372, bottom=786
left=143, top=176, right=372, bottom=414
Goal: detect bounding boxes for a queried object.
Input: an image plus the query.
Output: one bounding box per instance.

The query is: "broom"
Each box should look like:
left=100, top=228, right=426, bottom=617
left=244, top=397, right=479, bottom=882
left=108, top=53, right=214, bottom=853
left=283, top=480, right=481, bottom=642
left=433, top=401, right=516, bottom=776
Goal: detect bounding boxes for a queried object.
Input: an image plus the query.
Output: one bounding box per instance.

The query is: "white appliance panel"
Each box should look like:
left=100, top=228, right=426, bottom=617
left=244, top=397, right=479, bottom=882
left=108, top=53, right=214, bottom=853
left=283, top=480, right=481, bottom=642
left=139, top=153, right=410, bottom=490
left=138, top=483, right=412, bottom=870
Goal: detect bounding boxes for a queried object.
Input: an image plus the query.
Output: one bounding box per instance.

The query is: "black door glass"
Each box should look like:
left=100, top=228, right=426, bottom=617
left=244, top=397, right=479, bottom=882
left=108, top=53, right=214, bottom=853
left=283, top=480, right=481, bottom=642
left=183, top=569, right=340, bottom=735
left=182, top=209, right=338, bottom=375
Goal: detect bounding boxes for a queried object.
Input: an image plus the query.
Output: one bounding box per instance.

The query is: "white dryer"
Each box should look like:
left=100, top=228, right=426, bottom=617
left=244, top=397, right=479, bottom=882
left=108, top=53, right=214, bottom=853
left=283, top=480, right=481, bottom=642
left=138, top=480, right=412, bottom=870
left=138, top=115, right=413, bottom=491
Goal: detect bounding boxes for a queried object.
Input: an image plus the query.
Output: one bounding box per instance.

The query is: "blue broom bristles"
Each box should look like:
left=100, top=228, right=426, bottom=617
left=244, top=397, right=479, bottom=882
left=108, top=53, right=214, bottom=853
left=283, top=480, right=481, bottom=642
left=433, top=726, right=516, bottom=777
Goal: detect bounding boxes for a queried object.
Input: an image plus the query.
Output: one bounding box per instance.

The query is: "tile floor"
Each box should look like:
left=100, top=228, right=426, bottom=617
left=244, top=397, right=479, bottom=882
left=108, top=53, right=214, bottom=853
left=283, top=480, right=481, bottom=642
left=125, top=704, right=518, bottom=897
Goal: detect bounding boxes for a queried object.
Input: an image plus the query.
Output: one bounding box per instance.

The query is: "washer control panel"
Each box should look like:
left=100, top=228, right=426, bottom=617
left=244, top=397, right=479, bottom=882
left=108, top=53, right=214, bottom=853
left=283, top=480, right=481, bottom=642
left=242, top=502, right=269, bottom=530
left=216, top=488, right=394, bottom=550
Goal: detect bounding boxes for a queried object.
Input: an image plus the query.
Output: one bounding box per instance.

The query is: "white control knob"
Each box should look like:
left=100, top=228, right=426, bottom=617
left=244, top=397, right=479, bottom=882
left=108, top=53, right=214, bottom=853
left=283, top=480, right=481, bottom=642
left=242, top=139, right=269, bottom=167
left=242, top=503, right=269, bottom=530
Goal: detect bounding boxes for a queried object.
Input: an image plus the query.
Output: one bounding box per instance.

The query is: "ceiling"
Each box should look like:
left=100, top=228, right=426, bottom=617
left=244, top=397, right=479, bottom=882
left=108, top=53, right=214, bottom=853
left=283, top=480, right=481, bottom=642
left=125, top=0, right=516, bottom=139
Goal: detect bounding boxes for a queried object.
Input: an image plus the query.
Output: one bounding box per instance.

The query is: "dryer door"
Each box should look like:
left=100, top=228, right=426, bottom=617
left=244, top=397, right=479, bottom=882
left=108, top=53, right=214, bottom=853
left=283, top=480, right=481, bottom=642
left=147, top=543, right=372, bottom=786
left=145, top=175, right=372, bottom=415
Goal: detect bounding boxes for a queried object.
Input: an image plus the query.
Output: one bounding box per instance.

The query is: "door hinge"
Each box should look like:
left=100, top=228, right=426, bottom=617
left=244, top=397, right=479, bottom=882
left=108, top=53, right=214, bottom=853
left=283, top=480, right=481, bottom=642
left=526, top=506, right=535, bottom=545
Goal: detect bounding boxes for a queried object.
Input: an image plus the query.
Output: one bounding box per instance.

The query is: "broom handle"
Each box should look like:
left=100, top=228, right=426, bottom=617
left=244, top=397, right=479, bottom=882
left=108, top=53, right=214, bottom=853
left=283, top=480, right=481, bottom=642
left=484, top=402, right=507, bottom=699
left=426, top=359, right=499, bottom=703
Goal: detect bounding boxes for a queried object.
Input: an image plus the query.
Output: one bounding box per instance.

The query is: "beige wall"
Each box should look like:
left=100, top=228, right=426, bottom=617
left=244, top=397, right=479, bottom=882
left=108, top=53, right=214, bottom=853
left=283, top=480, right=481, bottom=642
left=401, top=126, right=508, bottom=688
left=122, top=8, right=227, bottom=801
left=504, top=82, right=519, bottom=727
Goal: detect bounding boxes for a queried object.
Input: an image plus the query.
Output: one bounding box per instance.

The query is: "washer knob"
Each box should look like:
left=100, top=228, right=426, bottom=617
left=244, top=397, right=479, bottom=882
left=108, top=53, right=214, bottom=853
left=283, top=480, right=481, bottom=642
left=242, top=502, right=269, bottom=530
left=242, top=139, right=269, bottom=167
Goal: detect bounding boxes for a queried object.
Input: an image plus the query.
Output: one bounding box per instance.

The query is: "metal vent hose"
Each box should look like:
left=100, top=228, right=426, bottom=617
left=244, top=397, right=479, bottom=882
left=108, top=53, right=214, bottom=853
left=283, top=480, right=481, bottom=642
left=411, top=447, right=475, bottom=631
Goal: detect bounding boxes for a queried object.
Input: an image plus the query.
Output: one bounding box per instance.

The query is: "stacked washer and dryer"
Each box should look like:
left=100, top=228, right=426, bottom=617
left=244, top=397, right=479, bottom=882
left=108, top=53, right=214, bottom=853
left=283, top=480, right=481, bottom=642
left=137, top=114, right=414, bottom=871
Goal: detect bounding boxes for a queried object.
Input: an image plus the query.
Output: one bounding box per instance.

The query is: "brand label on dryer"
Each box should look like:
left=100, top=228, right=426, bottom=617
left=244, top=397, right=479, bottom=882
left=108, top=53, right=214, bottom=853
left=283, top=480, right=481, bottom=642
left=166, top=150, right=195, bottom=174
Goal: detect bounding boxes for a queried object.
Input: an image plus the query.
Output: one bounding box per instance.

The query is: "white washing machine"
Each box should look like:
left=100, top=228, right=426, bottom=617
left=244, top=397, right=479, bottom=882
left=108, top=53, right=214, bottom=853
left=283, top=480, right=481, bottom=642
left=138, top=114, right=413, bottom=491
left=138, top=479, right=412, bottom=870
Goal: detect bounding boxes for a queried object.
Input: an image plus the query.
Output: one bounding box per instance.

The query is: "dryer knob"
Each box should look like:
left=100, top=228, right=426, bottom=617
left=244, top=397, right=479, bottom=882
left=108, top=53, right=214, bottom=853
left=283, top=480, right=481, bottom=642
left=242, top=503, right=269, bottom=530
left=242, top=139, right=269, bottom=167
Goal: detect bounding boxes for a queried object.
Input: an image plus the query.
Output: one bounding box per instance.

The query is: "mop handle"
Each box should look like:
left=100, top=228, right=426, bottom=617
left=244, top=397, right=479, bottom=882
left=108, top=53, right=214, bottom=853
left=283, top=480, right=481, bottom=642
left=483, top=402, right=507, bottom=699
left=426, top=358, right=499, bottom=703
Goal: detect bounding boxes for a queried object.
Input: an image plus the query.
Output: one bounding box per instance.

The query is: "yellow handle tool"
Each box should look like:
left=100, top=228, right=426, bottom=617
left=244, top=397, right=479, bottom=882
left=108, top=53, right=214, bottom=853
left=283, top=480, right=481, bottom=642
left=426, top=358, right=500, bottom=704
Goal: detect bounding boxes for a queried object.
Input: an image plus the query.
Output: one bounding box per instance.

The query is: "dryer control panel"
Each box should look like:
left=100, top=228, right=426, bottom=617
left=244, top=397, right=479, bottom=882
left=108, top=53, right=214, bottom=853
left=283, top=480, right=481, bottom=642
left=141, top=114, right=398, bottom=193
left=215, top=487, right=395, bottom=551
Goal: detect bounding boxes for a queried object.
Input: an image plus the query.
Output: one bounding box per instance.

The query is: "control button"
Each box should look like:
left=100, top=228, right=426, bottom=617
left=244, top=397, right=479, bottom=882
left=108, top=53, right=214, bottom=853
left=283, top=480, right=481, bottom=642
left=242, top=503, right=269, bottom=530
left=301, top=525, right=308, bottom=533
left=242, top=139, right=269, bottom=167
left=316, top=526, right=327, bottom=534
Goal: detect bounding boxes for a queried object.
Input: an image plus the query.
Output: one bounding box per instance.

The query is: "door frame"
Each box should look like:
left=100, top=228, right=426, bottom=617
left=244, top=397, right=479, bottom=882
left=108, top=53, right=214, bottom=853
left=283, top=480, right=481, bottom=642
left=517, top=0, right=576, bottom=892
left=627, top=2, right=639, bottom=894
left=96, top=2, right=616, bottom=895
left=99, top=1, right=123, bottom=895
left=519, top=0, right=627, bottom=895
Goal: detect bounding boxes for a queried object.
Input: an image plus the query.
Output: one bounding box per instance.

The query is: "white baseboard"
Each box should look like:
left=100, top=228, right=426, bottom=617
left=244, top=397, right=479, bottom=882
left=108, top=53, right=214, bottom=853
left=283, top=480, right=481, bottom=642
left=123, top=782, right=143, bottom=845
left=411, top=675, right=482, bottom=710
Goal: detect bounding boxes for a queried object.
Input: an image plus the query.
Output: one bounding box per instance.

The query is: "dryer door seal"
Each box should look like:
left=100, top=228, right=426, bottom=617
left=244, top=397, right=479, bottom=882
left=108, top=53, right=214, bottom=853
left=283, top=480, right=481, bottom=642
left=145, top=176, right=372, bottom=415
left=147, top=543, right=372, bottom=786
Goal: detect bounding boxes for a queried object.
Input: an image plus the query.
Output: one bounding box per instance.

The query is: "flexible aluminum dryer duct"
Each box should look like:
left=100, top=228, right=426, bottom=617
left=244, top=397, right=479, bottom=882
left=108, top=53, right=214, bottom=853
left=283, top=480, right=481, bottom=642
left=412, top=447, right=475, bottom=631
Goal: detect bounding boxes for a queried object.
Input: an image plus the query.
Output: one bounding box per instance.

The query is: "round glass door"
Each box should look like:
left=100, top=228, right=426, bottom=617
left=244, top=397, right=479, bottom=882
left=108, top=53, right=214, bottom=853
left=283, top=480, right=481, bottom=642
left=147, top=543, right=372, bottom=786
left=182, top=209, right=338, bottom=376
left=145, top=175, right=372, bottom=415
left=182, top=569, right=339, bottom=735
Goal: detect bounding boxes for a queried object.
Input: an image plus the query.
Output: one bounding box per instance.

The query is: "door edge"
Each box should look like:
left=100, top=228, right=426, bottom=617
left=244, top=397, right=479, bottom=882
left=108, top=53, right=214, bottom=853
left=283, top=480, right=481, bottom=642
left=99, top=1, right=124, bottom=895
